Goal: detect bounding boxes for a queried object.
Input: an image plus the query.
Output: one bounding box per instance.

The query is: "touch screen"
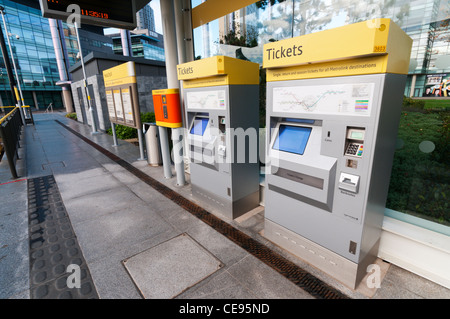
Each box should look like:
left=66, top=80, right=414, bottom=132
left=273, top=125, right=312, bottom=155
left=190, top=117, right=209, bottom=136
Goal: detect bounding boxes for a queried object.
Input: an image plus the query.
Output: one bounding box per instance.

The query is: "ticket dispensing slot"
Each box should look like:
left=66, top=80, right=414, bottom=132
left=338, top=172, right=360, bottom=193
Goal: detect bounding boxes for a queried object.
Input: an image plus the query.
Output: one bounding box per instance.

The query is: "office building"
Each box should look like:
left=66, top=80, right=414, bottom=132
left=110, top=5, right=164, bottom=62
left=136, top=4, right=156, bottom=32
left=111, top=30, right=165, bottom=62
left=0, top=0, right=113, bottom=110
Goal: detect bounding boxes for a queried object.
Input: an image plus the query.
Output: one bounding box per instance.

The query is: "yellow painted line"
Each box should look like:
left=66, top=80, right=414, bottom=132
left=0, top=105, right=30, bottom=108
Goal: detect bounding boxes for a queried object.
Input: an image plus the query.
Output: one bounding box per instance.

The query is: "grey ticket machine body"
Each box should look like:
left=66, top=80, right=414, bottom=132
left=263, top=19, right=412, bottom=289
left=177, top=56, right=260, bottom=220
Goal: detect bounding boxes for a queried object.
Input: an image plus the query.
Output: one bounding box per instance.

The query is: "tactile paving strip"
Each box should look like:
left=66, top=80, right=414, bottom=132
left=27, top=175, right=98, bottom=299
left=56, top=120, right=349, bottom=299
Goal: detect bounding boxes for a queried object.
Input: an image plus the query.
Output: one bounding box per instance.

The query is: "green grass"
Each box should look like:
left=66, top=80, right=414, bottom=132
left=65, top=113, right=77, bottom=121
left=424, top=99, right=450, bottom=110
left=106, top=112, right=155, bottom=140
left=386, top=108, right=449, bottom=225
left=402, top=97, right=450, bottom=111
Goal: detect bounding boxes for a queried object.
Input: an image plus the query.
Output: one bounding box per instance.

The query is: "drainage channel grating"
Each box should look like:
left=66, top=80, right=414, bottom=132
left=27, top=175, right=98, bottom=299
left=56, top=120, right=349, bottom=300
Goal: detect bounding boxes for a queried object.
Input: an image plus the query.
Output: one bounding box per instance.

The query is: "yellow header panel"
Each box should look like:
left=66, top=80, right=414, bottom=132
left=103, top=61, right=136, bottom=87
left=192, top=0, right=259, bottom=29
left=152, top=88, right=179, bottom=95
left=177, top=56, right=259, bottom=87
left=263, top=19, right=412, bottom=77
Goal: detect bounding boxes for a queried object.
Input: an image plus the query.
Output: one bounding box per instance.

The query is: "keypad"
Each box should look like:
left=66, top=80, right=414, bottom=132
left=346, top=143, right=363, bottom=157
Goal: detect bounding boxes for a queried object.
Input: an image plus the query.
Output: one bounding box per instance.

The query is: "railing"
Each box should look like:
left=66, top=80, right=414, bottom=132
left=22, top=105, right=35, bottom=125
left=0, top=105, right=34, bottom=125
left=45, top=102, right=53, bottom=113
left=0, top=107, right=23, bottom=179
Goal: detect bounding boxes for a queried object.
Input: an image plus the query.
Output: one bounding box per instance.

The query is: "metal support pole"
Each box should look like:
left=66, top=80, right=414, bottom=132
left=160, top=0, right=185, bottom=185
left=172, top=127, right=185, bottom=186
left=137, top=128, right=145, bottom=161
left=49, top=18, right=74, bottom=113
left=409, top=74, right=417, bottom=98
left=120, top=29, right=133, bottom=57
left=111, top=122, right=119, bottom=147
left=158, top=126, right=172, bottom=179
left=74, top=22, right=98, bottom=134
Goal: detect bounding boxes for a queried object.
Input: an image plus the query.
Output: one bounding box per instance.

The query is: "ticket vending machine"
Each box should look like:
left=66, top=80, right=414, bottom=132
left=177, top=56, right=260, bottom=219
left=263, top=19, right=412, bottom=289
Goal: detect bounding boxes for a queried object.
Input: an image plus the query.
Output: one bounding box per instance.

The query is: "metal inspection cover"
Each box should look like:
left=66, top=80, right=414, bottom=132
left=123, top=233, right=223, bottom=299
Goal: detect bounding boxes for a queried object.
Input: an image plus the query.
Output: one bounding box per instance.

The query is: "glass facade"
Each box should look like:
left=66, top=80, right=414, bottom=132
left=112, top=31, right=165, bottom=62
left=0, top=1, right=113, bottom=110
left=191, top=0, right=450, bottom=230
left=0, top=0, right=65, bottom=109
left=193, top=0, right=449, bottom=78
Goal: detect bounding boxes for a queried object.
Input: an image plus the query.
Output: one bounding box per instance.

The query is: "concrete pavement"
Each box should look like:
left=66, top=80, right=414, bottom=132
left=1, top=112, right=449, bottom=301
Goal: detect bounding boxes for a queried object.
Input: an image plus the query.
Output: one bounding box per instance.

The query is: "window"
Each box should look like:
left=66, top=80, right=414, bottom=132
left=191, top=0, right=450, bottom=229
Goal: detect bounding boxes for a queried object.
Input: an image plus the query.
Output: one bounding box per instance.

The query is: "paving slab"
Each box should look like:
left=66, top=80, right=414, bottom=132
left=0, top=239, right=30, bottom=299
left=1, top=113, right=444, bottom=301
left=177, top=269, right=258, bottom=299
left=123, top=233, right=223, bottom=299
left=70, top=200, right=175, bottom=263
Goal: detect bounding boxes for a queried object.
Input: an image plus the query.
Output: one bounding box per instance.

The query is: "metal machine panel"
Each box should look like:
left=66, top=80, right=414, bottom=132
left=182, top=84, right=260, bottom=219
left=264, top=73, right=407, bottom=286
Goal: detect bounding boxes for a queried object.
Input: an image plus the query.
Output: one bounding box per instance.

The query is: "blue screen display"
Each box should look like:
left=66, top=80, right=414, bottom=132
left=190, top=117, right=209, bottom=136
left=273, top=125, right=312, bottom=155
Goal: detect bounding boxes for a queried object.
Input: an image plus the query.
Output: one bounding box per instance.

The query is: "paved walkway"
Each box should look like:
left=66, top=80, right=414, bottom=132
left=1, top=112, right=449, bottom=301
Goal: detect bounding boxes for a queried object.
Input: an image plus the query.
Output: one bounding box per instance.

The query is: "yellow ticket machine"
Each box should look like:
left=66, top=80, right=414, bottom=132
left=177, top=56, right=261, bottom=219
left=263, top=19, right=412, bottom=289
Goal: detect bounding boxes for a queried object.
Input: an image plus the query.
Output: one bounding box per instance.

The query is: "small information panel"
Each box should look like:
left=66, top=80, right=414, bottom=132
left=103, top=62, right=141, bottom=129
